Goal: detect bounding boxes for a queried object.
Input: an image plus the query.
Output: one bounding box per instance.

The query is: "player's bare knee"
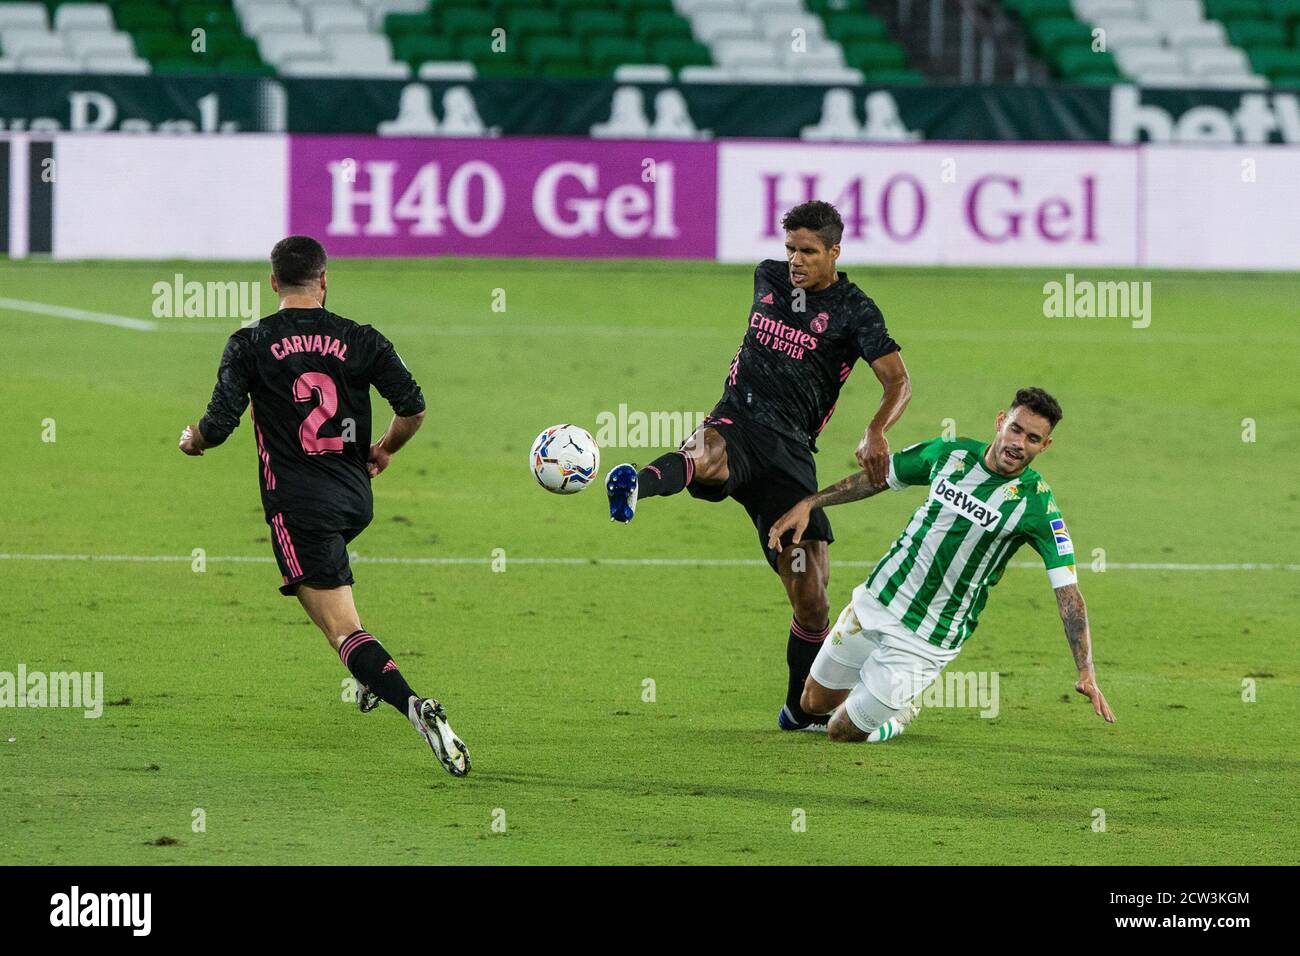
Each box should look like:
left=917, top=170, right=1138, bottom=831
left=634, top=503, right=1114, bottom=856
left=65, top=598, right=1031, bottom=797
left=801, top=678, right=839, bottom=716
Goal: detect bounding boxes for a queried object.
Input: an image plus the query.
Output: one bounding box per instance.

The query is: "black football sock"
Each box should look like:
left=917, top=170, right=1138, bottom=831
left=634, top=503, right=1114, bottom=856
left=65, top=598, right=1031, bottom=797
left=787, top=618, right=831, bottom=723
left=637, top=451, right=693, bottom=498
left=338, top=629, right=418, bottom=715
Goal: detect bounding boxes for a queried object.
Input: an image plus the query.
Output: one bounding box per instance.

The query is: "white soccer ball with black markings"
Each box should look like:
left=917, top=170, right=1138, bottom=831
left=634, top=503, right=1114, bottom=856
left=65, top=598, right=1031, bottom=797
left=530, top=424, right=600, bottom=495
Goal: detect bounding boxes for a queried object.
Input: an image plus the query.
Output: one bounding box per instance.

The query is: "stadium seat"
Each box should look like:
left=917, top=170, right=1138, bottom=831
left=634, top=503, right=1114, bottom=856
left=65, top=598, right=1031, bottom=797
left=53, top=3, right=114, bottom=33
left=0, top=3, right=47, bottom=30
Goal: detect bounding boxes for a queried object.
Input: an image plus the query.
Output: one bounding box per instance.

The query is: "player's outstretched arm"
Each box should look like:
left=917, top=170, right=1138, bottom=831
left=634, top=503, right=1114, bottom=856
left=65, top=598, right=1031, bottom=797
left=766, top=470, right=888, bottom=552
left=1055, top=583, right=1116, bottom=724
left=368, top=410, right=425, bottom=478
left=856, top=352, right=911, bottom=485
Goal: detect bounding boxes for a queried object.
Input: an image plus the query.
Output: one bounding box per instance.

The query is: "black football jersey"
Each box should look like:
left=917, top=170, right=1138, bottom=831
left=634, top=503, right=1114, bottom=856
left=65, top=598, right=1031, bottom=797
left=720, top=259, right=900, bottom=450
left=198, top=307, right=425, bottom=522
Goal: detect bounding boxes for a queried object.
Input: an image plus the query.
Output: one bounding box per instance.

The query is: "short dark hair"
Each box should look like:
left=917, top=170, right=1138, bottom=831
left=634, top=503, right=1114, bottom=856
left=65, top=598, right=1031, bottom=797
left=1011, top=387, right=1063, bottom=430
left=271, top=235, right=327, bottom=287
left=781, top=200, right=843, bottom=250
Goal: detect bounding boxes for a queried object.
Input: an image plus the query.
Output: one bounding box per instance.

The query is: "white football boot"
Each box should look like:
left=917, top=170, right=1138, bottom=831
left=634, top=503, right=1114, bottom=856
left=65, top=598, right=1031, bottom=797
left=408, top=697, right=471, bottom=777
left=867, top=701, right=921, bottom=743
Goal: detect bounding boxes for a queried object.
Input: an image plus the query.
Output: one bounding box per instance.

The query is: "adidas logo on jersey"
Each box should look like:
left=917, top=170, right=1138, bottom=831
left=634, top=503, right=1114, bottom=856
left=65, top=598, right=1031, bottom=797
left=930, top=477, right=1001, bottom=530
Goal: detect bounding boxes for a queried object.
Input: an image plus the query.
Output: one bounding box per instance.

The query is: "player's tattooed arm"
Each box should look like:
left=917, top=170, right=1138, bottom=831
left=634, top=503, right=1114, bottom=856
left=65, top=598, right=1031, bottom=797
left=1055, top=583, right=1116, bottom=723
left=810, top=469, right=889, bottom=508
left=766, top=471, right=887, bottom=551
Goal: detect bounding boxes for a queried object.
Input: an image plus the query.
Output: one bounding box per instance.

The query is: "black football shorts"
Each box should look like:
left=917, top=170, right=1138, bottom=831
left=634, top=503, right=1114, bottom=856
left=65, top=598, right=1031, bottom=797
left=267, top=511, right=370, bottom=596
left=685, top=403, right=833, bottom=571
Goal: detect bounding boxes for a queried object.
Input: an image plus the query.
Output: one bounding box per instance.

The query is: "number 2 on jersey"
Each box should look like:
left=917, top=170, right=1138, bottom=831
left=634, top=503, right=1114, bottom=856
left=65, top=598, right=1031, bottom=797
left=293, top=372, right=344, bottom=455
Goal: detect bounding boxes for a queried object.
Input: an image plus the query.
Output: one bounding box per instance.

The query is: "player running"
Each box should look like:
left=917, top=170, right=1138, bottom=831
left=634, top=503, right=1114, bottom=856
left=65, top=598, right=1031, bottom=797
left=177, top=236, right=470, bottom=776
left=766, top=388, right=1116, bottom=743
left=605, top=201, right=911, bottom=731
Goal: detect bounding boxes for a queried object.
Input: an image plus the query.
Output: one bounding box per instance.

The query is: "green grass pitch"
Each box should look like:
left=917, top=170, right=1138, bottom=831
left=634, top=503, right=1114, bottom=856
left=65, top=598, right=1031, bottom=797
left=0, top=258, right=1296, bottom=865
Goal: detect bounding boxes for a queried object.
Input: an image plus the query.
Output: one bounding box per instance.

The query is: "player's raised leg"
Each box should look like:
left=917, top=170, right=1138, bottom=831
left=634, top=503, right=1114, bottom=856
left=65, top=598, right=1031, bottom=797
left=607, top=426, right=729, bottom=522
left=296, top=583, right=470, bottom=776
left=775, top=538, right=832, bottom=729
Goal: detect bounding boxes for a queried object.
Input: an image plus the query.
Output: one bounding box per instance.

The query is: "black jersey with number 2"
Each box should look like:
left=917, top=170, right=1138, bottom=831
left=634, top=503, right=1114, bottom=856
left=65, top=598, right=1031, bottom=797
left=720, top=259, right=899, bottom=450
left=198, top=307, right=425, bottom=523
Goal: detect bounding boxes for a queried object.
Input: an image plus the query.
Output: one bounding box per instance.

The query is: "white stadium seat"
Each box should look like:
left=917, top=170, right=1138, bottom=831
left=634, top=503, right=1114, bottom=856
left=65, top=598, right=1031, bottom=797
left=241, top=4, right=305, bottom=34
left=417, top=60, right=478, bottom=81
left=792, top=66, right=865, bottom=84
left=0, top=3, right=47, bottom=30
left=257, top=31, right=325, bottom=64
left=1165, top=21, right=1228, bottom=50
left=18, top=53, right=83, bottom=72
left=677, top=64, right=735, bottom=82
left=713, top=37, right=775, bottom=67
left=82, top=54, right=150, bottom=74
left=278, top=57, right=338, bottom=76
left=324, top=32, right=393, bottom=64
left=691, top=12, right=759, bottom=43
left=1133, top=70, right=1194, bottom=86
left=760, top=13, right=826, bottom=42
left=309, top=5, right=369, bottom=35
left=1115, top=47, right=1182, bottom=75
left=1185, top=47, right=1250, bottom=77
left=781, top=43, right=844, bottom=70
left=612, top=63, right=673, bottom=82
left=1, top=28, right=67, bottom=58
left=64, top=30, right=135, bottom=60
left=1072, top=0, right=1139, bottom=20
left=53, top=3, right=114, bottom=33
left=1139, top=0, right=1204, bottom=26
left=1093, top=18, right=1163, bottom=50
left=1200, top=73, right=1268, bottom=89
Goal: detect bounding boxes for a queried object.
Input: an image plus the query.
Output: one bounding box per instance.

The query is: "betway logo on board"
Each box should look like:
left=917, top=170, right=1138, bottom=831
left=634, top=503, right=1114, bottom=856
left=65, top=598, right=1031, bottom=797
left=1110, top=85, right=1300, bottom=144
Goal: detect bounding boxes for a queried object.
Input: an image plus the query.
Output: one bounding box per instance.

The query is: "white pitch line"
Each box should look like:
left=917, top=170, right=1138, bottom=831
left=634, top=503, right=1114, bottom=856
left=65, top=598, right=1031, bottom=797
left=0, top=297, right=158, bottom=332
left=0, top=553, right=1295, bottom=572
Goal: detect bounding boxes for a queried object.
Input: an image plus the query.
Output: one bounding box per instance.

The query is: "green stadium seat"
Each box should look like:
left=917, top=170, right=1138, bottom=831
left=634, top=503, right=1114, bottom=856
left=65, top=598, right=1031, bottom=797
left=442, top=8, right=495, bottom=39
left=203, top=28, right=257, bottom=59
left=113, top=2, right=170, bottom=32
left=1265, top=0, right=1300, bottom=23
left=1031, top=17, right=1093, bottom=53
left=588, top=35, right=648, bottom=70
left=133, top=29, right=192, bottom=61
left=632, top=10, right=692, bottom=42
left=824, top=13, right=887, bottom=44
left=1270, top=72, right=1300, bottom=87
left=1205, top=0, right=1267, bottom=17
left=507, top=9, right=564, bottom=39
left=395, top=34, right=455, bottom=66
left=616, top=0, right=675, bottom=12
left=474, top=58, right=534, bottom=77
left=153, top=55, right=214, bottom=73
left=1226, top=18, right=1287, bottom=46
left=1017, top=0, right=1074, bottom=19
left=524, top=35, right=583, bottom=68
left=650, top=37, right=711, bottom=69
left=806, top=0, right=860, bottom=14
left=554, top=0, right=619, bottom=11
left=1056, top=46, right=1119, bottom=78
left=176, top=2, right=236, bottom=30
left=570, top=10, right=626, bottom=39
left=541, top=60, right=604, bottom=79
left=861, top=67, right=926, bottom=84
left=1248, top=45, right=1300, bottom=74
left=217, top=56, right=273, bottom=76
left=841, top=40, right=907, bottom=70
left=457, top=33, right=519, bottom=62
left=384, top=12, right=434, bottom=37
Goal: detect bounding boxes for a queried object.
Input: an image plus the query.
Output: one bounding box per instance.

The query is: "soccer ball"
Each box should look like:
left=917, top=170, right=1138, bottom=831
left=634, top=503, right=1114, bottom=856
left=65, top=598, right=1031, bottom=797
left=529, top=424, right=600, bottom=494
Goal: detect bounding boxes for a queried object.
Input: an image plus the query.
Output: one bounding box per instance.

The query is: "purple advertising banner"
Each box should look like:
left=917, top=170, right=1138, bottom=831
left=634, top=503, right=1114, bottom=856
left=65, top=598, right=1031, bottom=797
left=289, top=135, right=717, bottom=258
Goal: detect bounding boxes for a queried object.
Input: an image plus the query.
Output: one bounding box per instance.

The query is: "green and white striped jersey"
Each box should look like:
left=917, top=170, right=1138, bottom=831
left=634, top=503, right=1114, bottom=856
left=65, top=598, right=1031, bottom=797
left=863, top=437, right=1077, bottom=650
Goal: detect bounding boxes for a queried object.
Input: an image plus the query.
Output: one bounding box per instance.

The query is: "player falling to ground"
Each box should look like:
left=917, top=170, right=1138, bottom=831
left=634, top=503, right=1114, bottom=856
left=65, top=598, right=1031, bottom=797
left=177, top=236, right=470, bottom=776
left=766, top=388, right=1116, bottom=743
left=606, top=201, right=911, bottom=731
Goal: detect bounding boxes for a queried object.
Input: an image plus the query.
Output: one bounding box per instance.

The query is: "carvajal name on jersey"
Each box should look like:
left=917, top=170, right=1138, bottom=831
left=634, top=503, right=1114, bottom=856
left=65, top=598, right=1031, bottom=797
left=270, top=334, right=349, bottom=362
left=929, top=476, right=1001, bottom=530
